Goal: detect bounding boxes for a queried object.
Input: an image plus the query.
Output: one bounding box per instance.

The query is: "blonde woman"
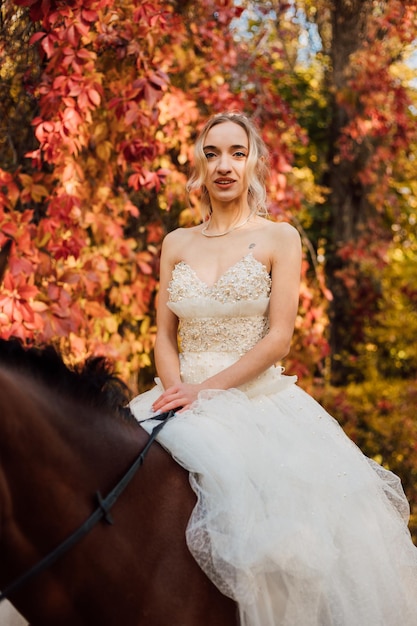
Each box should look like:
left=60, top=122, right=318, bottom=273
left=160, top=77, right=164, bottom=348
left=130, top=112, right=417, bottom=626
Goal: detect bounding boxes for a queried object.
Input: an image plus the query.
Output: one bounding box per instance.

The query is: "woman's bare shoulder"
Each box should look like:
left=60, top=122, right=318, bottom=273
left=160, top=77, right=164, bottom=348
left=257, top=219, right=301, bottom=249
left=256, top=220, right=301, bottom=273
left=161, top=226, right=202, bottom=261
left=263, top=219, right=299, bottom=238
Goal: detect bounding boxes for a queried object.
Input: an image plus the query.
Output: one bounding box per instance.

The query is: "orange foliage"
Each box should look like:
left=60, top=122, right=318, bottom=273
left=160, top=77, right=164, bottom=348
left=2, top=0, right=321, bottom=389
left=9, top=0, right=415, bottom=389
left=338, top=0, right=417, bottom=204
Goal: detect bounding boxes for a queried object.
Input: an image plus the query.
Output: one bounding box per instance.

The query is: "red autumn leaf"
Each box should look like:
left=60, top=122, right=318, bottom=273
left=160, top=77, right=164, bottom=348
left=29, top=31, right=46, bottom=45
left=88, top=88, right=101, bottom=107
left=124, top=105, right=139, bottom=126
left=40, top=34, right=56, bottom=57
left=82, top=9, right=98, bottom=23
left=66, top=24, right=80, bottom=47
left=147, top=70, right=169, bottom=89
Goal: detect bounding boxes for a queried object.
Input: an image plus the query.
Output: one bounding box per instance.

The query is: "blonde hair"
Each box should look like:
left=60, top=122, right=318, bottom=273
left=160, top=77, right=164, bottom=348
left=186, top=112, right=269, bottom=219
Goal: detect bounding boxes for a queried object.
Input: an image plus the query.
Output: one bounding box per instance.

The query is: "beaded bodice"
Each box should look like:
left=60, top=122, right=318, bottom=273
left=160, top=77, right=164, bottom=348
left=167, top=254, right=271, bottom=355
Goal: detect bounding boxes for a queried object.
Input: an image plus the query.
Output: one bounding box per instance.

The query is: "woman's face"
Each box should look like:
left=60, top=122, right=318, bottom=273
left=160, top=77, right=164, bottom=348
left=202, top=121, right=249, bottom=206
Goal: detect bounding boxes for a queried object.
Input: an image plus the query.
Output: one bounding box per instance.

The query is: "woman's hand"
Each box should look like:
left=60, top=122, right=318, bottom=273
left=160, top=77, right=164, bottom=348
left=151, top=382, right=205, bottom=414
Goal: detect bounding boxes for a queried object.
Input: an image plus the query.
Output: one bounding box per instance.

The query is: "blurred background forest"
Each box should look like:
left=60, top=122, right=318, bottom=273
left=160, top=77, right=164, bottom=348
left=1, top=0, right=417, bottom=535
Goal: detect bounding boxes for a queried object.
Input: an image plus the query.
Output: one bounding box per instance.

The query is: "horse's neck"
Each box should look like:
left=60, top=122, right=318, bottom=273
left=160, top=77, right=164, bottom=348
left=0, top=365, right=138, bottom=457
left=0, top=366, right=141, bottom=533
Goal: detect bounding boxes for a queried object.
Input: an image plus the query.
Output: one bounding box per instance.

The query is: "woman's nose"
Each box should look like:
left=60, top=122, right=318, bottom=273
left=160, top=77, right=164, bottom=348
left=217, top=154, right=231, bottom=172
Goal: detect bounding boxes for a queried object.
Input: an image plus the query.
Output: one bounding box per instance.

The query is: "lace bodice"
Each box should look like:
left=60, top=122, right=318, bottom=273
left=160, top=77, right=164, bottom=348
left=167, top=254, right=271, bottom=355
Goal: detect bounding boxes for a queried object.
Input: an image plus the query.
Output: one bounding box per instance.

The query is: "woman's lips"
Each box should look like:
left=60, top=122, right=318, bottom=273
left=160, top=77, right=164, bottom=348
left=214, top=178, right=235, bottom=188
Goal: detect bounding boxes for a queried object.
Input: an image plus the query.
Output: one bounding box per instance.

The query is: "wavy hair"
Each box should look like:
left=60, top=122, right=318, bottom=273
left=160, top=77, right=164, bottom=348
left=186, top=112, right=270, bottom=219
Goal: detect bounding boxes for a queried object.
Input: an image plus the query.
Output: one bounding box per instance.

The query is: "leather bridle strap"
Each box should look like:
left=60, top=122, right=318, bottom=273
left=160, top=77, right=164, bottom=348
left=0, top=409, right=176, bottom=603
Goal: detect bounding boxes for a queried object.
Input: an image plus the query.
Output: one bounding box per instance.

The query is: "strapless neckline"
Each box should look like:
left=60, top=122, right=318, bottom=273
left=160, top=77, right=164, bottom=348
left=174, top=253, right=268, bottom=290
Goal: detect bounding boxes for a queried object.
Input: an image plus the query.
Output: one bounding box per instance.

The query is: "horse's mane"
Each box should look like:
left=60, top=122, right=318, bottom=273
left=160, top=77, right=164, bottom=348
left=0, top=338, right=134, bottom=421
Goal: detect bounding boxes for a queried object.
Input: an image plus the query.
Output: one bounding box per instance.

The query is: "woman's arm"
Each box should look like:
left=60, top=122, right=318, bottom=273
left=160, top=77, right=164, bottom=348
left=153, top=234, right=182, bottom=390
left=152, top=223, right=302, bottom=412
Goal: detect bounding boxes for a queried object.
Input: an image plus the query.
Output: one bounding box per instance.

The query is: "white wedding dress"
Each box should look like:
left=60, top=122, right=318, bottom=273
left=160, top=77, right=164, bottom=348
left=0, top=602, right=28, bottom=626
left=130, top=253, right=417, bottom=625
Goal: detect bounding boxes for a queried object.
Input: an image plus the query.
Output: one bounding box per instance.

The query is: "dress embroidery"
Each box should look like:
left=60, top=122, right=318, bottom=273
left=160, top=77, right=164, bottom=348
left=168, top=253, right=271, bottom=304
left=168, top=254, right=271, bottom=354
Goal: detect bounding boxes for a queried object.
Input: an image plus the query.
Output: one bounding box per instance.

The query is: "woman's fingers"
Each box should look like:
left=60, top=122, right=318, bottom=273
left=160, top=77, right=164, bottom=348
left=152, top=383, right=199, bottom=413
left=152, top=387, right=183, bottom=412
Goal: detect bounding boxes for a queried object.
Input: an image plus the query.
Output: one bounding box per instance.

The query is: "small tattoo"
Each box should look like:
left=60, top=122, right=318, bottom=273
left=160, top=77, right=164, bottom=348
left=248, top=242, right=256, bottom=249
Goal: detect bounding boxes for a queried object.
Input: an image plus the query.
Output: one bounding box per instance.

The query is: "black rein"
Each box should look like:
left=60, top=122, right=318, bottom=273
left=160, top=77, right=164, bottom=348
left=0, top=410, right=176, bottom=603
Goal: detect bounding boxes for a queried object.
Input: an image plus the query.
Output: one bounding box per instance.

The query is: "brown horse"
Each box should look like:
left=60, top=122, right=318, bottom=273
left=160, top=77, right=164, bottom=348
left=0, top=338, right=238, bottom=625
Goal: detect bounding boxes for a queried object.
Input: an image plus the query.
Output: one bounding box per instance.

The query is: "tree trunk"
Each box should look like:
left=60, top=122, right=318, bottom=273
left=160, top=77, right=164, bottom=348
left=325, top=0, right=374, bottom=384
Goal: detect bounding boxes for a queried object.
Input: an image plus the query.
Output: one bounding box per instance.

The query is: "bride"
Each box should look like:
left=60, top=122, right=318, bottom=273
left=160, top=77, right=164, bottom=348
left=130, top=111, right=417, bottom=625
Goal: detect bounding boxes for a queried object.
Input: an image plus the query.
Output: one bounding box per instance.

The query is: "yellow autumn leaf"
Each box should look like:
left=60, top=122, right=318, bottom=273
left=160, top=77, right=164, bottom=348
left=104, top=316, right=119, bottom=333
left=96, top=141, right=113, bottom=161
left=31, top=184, right=49, bottom=202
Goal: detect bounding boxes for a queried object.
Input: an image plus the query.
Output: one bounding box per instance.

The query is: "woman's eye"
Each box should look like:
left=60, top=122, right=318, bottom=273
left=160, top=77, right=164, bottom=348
left=204, top=152, right=216, bottom=159
left=234, top=151, right=246, bottom=158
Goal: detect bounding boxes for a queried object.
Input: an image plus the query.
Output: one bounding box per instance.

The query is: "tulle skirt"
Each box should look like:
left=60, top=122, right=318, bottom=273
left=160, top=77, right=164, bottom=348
left=130, top=353, right=417, bottom=625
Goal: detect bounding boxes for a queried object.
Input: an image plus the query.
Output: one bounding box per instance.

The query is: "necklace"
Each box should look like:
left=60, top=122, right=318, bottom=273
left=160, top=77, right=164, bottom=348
left=201, top=214, right=252, bottom=238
